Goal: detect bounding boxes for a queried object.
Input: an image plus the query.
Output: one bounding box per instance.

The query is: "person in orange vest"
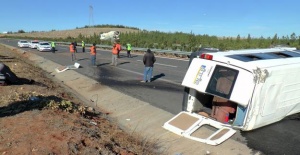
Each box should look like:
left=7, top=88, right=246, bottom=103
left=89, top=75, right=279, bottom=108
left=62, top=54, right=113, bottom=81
left=90, top=43, right=97, bottom=66
left=111, top=42, right=120, bottom=66
left=70, top=42, right=76, bottom=61
left=116, top=42, right=121, bottom=58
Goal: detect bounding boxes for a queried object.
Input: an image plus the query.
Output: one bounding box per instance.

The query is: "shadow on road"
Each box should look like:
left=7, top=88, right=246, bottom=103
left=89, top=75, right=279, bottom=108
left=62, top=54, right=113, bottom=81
left=151, top=73, right=165, bottom=82
left=97, top=62, right=110, bottom=67
left=118, top=62, right=130, bottom=65
left=76, top=58, right=89, bottom=61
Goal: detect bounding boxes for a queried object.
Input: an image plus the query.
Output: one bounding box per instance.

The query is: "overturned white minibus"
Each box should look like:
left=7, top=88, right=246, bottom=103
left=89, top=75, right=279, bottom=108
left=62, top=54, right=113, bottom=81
left=163, top=47, right=300, bottom=145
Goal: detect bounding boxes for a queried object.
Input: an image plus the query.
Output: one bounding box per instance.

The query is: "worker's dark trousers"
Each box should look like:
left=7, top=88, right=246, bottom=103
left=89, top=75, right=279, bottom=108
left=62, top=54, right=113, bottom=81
left=82, top=47, right=85, bottom=52
left=127, top=50, right=131, bottom=58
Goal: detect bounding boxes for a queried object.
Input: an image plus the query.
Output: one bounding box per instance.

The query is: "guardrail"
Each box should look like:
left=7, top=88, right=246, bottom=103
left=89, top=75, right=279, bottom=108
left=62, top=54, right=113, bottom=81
left=2, top=38, right=193, bottom=57
left=55, top=41, right=193, bottom=57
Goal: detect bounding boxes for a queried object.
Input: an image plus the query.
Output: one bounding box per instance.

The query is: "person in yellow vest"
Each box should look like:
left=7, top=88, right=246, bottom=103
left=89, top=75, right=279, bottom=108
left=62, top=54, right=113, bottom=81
left=51, top=41, right=56, bottom=53
left=90, top=43, right=97, bottom=66
left=126, top=43, right=132, bottom=58
left=82, top=40, right=85, bottom=53
left=111, top=42, right=120, bottom=66
left=70, top=42, right=76, bottom=61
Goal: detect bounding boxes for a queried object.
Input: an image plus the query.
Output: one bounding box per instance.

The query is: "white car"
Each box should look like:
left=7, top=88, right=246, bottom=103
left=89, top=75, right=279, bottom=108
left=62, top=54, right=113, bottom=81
left=37, top=42, right=51, bottom=52
left=17, top=40, right=30, bottom=48
left=29, top=40, right=39, bottom=49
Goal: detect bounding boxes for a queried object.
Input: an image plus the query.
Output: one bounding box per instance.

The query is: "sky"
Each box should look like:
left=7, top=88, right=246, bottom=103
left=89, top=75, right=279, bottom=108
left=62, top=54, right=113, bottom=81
left=1, top=0, right=299, bottom=38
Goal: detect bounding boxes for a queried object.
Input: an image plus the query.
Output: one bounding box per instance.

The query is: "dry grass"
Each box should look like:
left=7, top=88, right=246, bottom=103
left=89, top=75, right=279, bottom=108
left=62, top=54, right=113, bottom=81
left=3, top=27, right=140, bottom=39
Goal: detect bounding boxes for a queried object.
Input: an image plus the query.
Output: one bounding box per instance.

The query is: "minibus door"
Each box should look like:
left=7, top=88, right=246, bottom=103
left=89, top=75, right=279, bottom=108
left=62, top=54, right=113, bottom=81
left=163, top=111, right=236, bottom=145
left=163, top=59, right=236, bottom=145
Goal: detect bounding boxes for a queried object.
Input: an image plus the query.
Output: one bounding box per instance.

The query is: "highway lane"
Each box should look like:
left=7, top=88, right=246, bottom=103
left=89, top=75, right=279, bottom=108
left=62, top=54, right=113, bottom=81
left=1, top=38, right=189, bottom=114
left=2, top=38, right=300, bottom=155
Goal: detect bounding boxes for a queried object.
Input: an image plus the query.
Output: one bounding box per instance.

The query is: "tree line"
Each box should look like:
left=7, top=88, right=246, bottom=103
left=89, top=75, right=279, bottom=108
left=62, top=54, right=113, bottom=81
left=75, top=30, right=300, bottom=51
left=78, top=25, right=300, bottom=51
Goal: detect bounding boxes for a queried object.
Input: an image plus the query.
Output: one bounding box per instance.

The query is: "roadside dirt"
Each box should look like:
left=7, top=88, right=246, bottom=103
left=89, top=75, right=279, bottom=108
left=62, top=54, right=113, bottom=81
left=0, top=45, right=160, bottom=154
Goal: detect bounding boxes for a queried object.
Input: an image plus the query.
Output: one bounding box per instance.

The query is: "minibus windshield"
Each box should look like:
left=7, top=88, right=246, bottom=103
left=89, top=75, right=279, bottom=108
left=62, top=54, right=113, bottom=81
left=206, top=65, right=239, bottom=99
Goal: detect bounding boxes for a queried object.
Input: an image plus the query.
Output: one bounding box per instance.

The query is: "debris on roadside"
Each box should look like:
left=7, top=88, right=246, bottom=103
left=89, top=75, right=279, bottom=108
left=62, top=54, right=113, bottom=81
left=90, top=121, right=97, bottom=125
left=55, top=62, right=80, bottom=73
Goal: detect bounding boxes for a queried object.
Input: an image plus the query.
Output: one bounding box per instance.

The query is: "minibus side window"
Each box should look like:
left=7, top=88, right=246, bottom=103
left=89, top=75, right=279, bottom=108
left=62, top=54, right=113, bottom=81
left=206, top=65, right=239, bottom=99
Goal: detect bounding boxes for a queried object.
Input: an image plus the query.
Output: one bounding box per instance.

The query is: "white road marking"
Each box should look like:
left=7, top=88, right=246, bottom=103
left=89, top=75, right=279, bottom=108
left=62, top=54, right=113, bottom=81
left=136, top=60, right=177, bottom=68
left=116, top=66, right=181, bottom=86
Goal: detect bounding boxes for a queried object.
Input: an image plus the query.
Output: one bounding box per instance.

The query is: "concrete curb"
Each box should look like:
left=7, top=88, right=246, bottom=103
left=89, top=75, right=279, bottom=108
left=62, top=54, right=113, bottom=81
left=2, top=44, right=254, bottom=155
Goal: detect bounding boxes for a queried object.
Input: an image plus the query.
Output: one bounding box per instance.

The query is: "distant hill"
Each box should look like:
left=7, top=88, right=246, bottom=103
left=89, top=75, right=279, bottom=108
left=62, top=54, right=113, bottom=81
left=3, top=27, right=140, bottom=39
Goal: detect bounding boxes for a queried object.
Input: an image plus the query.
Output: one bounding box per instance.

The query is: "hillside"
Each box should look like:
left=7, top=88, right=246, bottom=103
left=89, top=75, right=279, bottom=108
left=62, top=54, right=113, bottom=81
left=2, top=27, right=140, bottom=39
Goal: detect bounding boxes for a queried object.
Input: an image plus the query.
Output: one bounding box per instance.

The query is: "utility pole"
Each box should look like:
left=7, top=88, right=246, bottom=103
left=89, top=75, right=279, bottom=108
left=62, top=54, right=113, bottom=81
left=89, top=5, right=94, bottom=27
left=88, top=5, right=94, bottom=37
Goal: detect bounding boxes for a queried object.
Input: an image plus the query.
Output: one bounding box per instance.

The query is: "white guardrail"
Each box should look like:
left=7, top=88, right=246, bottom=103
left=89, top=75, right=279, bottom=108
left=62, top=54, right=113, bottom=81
left=55, top=41, right=193, bottom=57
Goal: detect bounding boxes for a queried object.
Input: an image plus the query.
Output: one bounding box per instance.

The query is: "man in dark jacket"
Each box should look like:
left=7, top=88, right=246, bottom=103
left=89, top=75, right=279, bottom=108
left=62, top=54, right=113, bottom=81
left=73, top=41, right=77, bottom=53
left=141, top=49, right=156, bottom=82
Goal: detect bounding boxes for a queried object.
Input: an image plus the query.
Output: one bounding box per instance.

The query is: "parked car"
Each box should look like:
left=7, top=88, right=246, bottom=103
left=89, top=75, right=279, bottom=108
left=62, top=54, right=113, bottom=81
left=29, top=40, right=39, bottom=49
left=17, top=40, right=30, bottom=48
left=37, top=42, right=51, bottom=52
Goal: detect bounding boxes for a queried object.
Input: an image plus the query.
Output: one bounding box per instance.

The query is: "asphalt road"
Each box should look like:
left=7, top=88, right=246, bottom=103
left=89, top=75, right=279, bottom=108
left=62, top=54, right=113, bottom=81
left=6, top=39, right=189, bottom=114
left=2, top=38, right=300, bottom=155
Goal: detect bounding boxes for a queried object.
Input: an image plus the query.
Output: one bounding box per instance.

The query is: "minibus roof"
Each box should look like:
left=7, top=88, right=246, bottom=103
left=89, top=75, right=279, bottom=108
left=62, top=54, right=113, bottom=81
left=204, top=47, right=300, bottom=71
